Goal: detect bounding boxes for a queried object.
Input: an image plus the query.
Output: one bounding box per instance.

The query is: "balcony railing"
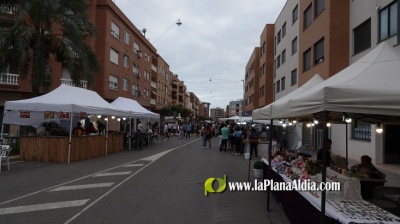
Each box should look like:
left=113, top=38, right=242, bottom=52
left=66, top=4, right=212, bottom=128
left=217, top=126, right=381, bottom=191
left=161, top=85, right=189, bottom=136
left=151, top=65, right=157, bottom=72
left=60, top=78, right=87, bottom=89
left=150, top=99, right=156, bottom=105
left=151, top=81, right=157, bottom=88
left=0, top=73, right=19, bottom=85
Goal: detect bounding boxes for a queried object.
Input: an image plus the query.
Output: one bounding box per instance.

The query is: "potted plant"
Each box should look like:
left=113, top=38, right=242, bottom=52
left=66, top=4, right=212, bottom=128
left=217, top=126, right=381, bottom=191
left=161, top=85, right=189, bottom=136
left=253, top=160, right=264, bottom=179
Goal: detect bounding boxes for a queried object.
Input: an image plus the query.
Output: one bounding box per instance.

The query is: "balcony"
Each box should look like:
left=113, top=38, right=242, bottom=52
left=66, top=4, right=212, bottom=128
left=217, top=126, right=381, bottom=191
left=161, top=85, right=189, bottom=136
left=151, top=81, right=157, bottom=89
left=61, top=78, right=87, bottom=89
left=0, top=73, right=19, bottom=85
left=150, top=99, right=156, bottom=105
left=151, top=65, right=157, bottom=72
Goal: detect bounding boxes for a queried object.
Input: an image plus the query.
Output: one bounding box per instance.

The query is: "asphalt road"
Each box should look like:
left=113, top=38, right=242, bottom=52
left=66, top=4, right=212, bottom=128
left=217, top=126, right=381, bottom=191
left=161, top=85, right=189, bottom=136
left=0, top=136, right=290, bottom=224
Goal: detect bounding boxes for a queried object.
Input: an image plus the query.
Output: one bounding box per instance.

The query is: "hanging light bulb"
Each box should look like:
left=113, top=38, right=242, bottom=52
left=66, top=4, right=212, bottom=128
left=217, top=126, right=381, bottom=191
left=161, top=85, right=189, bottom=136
left=282, top=123, right=287, bottom=128
left=345, top=117, right=352, bottom=123
left=312, top=123, right=315, bottom=126
left=97, top=115, right=101, bottom=118
left=117, top=118, right=121, bottom=122
left=307, top=123, right=311, bottom=128
left=289, top=121, right=293, bottom=126
left=111, top=116, right=115, bottom=119
left=279, top=119, right=283, bottom=124
left=123, top=117, right=127, bottom=121
left=293, top=120, right=297, bottom=124
left=327, top=122, right=332, bottom=127
left=314, top=119, right=319, bottom=124
left=376, top=123, right=383, bottom=133
left=104, top=118, right=108, bottom=121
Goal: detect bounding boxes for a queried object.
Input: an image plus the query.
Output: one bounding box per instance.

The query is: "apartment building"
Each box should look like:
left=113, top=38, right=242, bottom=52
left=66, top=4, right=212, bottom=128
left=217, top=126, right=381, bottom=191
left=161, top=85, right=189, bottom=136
left=228, top=100, right=244, bottom=117
left=328, top=0, right=400, bottom=165
left=298, top=0, right=350, bottom=85
left=210, top=107, right=225, bottom=120
left=171, top=74, right=186, bottom=107
left=156, top=56, right=172, bottom=112
left=274, top=0, right=300, bottom=100
left=258, top=24, right=275, bottom=108
left=189, top=92, right=201, bottom=117
left=244, top=47, right=260, bottom=111
left=89, top=0, right=157, bottom=110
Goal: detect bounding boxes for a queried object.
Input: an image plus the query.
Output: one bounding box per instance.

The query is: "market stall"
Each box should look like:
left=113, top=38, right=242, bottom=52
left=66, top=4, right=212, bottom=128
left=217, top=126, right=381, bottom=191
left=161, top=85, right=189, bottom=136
left=111, top=97, right=160, bottom=150
left=263, top=41, right=400, bottom=222
left=262, top=156, right=400, bottom=223
left=2, top=85, right=129, bottom=163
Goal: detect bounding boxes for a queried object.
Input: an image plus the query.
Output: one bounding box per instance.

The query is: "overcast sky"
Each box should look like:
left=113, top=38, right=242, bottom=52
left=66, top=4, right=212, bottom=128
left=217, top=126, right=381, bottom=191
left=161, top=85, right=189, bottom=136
left=114, top=0, right=286, bottom=109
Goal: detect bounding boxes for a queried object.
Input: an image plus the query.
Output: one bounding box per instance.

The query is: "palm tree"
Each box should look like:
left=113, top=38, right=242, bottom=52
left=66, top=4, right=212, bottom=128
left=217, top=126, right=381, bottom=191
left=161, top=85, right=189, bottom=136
left=0, top=0, right=99, bottom=95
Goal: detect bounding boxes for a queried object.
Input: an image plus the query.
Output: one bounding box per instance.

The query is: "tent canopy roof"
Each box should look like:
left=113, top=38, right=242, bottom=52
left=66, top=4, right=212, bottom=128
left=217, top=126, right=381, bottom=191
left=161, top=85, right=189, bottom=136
left=111, top=97, right=159, bottom=119
left=5, top=84, right=127, bottom=116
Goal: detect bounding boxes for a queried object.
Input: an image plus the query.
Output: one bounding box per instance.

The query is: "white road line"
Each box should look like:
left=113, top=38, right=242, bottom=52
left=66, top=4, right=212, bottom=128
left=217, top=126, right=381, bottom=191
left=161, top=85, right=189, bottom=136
left=0, top=200, right=89, bottom=215
left=49, top=183, right=114, bottom=192
left=124, top=164, right=144, bottom=167
left=93, top=171, right=132, bottom=177
left=64, top=140, right=198, bottom=224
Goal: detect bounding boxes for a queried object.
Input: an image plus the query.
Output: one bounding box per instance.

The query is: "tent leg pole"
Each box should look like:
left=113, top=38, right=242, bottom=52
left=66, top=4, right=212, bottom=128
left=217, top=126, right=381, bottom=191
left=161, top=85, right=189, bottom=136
left=320, top=111, right=329, bottom=224
left=267, top=119, right=273, bottom=212
left=346, top=123, right=348, bottom=170
left=129, top=118, right=132, bottom=150
left=68, top=114, right=73, bottom=164
left=0, top=123, right=4, bottom=142
left=105, top=116, right=108, bottom=156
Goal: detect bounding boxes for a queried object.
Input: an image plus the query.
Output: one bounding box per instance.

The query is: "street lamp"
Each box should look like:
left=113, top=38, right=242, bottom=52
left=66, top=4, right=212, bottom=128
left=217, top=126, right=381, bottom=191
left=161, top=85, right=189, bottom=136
left=154, top=19, right=183, bottom=43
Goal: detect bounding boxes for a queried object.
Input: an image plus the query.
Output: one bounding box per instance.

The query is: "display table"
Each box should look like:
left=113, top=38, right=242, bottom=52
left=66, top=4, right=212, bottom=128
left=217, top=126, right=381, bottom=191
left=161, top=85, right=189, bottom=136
left=20, top=132, right=123, bottom=163
left=262, top=158, right=400, bottom=224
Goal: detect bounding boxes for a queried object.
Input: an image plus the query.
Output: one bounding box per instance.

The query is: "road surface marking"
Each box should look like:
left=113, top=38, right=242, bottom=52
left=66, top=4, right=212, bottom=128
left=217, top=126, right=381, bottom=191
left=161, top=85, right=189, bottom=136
left=141, top=149, right=174, bottom=161
left=93, top=171, right=132, bottom=177
left=124, top=164, right=145, bottom=167
left=49, top=183, right=114, bottom=192
left=0, top=200, right=89, bottom=215
left=64, top=141, right=196, bottom=224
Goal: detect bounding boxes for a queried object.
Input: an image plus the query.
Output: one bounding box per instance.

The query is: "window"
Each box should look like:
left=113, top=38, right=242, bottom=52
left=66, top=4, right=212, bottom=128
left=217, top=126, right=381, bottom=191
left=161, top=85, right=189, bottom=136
left=277, top=30, right=281, bottom=43
left=132, top=84, right=138, bottom=96
left=292, top=36, right=298, bottom=55
left=352, top=124, right=371, bottom=141
left=110, top=48, right=119, bottom=64
left=123, top=55, right=129, bottom=68
left=379, top=2, right=397, bottom=41
left=109, top=75, right=118, bottom=90
left=133, top=42, right=140, bottom=54
left=111, top=21, right=119, bottom=39
left=282, top=22, right=286, bottom=37
left=291, top=69, right=297, bottom=86
left=314, top=38, right=324, bottom=64
left=304, top=4, right=312, bottom=29
left=353, top=19, right=371, bottom=55
left=281, top=76, right=285, bottom=91
left=277, top=55, right=281, bottom=68
left=123, top=79, right=128, bottom=91
left=133, top=64, right=138, bottom=76
left=263, top=64, right=265, bottom=74
left=292, top=4, right=298, bottom=24
left=124, top=31, right=130, bottom=44
left=276, top=80, right=280, bottom=93
left=315, top=0, right=325, bottom=17
left=303, top=48, right=311, bottom=71
left=282, top=49, right=286, bottom=64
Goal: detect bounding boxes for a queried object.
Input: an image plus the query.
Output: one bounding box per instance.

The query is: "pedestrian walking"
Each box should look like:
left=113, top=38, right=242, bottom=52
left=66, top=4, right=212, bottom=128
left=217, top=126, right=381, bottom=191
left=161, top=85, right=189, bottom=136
left=219, top=124, right=228, bottom=152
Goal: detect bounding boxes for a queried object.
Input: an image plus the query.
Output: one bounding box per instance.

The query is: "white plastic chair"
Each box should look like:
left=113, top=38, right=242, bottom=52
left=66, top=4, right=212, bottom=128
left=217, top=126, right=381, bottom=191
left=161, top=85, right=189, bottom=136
left=0, top=145, right=11, bottom=172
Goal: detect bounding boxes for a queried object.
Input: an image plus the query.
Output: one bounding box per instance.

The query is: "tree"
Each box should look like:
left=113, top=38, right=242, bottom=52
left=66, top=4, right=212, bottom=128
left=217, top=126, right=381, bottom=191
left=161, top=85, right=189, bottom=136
left=159, top=105, right=193, bottom=119
left=0, top=0, right=100, bottom=95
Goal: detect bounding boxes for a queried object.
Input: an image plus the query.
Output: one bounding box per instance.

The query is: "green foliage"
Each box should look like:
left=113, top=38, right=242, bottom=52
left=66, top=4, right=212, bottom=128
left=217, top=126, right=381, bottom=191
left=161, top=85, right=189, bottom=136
left=253, top=160, right=263, bottom=170
left=159, top=105, right=193, bottom=119
left=0, top=0, right=100, bottom=95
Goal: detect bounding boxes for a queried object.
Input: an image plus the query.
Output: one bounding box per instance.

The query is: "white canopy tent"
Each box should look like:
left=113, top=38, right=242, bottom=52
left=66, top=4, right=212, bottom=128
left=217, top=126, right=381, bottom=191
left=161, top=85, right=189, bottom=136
left=111, top=97, right=160, bottom=150
left=2, top=84, right=131, bottom=163
left=272, top=42, right=400, bottom=119
left=219, top=115, right=253, bottom=122
left=252, top=74, right=324, bottom=120
left=111, top=97, right=159, bottom=119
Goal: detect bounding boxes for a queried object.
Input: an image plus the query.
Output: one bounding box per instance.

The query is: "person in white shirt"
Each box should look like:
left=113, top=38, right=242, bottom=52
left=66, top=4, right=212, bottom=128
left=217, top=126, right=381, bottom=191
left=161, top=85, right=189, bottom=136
left=163, top=123, right=169, bottom=140
left=137, top=121, right=143, bottom=132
